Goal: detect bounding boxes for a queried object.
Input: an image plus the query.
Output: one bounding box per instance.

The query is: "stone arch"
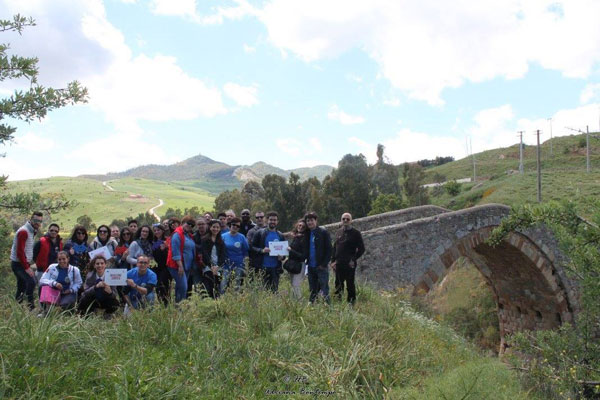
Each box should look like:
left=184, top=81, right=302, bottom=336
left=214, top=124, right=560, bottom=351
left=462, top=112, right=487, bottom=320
left=413, top=226, right=577, bottom=347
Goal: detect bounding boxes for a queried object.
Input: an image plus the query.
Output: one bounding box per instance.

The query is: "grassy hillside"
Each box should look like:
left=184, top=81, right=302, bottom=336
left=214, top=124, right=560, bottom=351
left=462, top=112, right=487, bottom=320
left=0, top=277, right=535, bottom=399
left=5, top=177, right=214, bottom=231
left=425, top=133, right=600, bottom=208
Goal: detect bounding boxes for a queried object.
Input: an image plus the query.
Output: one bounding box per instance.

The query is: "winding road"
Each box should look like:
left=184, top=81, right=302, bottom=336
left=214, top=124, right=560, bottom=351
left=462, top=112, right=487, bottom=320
left=102, top=181, right=115, bottom=191
left=149, top=199, right=164, bottom=221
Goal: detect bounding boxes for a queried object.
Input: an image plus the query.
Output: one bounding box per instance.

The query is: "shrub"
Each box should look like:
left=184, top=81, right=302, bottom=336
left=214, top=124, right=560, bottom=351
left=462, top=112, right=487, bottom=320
left=445, top=180, right=461, bottom=196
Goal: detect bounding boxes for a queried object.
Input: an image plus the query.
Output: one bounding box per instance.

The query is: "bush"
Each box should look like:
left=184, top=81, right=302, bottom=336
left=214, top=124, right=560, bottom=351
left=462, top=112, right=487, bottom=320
left=445, top=180, right=461, bottom=196
left=578, top=137, right=586, bottom=148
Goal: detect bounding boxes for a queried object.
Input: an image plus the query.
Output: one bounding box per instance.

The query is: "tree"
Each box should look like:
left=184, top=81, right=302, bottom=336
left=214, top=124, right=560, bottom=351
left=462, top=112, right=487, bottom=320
left=0, top=15, right=88, bottom=214
left=369, top=193, right=403, bottom=215
left=369, top=144, right=401, bottom=198
left=324, top=154, right=372, bottom=220
left=76, top=214, right=96, bottom=232
left=445, top=180, right=461, bottom=196
left=402, top=163, right=429, bottom=206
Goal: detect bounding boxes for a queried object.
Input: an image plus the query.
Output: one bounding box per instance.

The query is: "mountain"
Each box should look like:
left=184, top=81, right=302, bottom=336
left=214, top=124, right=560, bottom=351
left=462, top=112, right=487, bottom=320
left=82, top=154, right=334, bottom=194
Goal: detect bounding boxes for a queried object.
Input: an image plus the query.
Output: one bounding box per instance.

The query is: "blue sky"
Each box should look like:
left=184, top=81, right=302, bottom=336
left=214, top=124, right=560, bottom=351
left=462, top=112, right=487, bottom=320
left=1, top=0, right=600, bottom=180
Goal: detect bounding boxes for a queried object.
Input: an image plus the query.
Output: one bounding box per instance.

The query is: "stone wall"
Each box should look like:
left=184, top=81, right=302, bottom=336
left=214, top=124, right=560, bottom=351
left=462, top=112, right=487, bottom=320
left=341, top=203, right=578, bottom=341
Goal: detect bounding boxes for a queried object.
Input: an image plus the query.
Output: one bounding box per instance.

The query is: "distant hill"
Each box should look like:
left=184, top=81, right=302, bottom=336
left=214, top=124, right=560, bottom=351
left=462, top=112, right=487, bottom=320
left=82, top=154, right=334, bottom=194
left=423, top=133, right=600, bottom=209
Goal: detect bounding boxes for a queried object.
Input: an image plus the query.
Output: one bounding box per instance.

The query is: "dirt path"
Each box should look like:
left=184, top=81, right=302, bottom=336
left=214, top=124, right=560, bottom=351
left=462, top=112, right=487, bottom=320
left=149, top=199, right=164, bottom=221
left=102, top=181, right=115, bottom=191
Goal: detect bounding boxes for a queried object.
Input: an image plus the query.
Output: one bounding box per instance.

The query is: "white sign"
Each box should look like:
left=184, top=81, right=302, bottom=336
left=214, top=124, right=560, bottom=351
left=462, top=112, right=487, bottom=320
left=89, top=246, right=112, bottom=261
left=105, top=269, right=127, bottom=286
left=268, top=240, right=289, bottom=256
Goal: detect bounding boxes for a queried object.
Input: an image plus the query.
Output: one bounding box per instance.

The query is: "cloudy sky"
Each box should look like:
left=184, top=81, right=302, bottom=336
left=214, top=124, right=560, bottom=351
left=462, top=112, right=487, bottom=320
left=1, top=0, right=600, bottom=180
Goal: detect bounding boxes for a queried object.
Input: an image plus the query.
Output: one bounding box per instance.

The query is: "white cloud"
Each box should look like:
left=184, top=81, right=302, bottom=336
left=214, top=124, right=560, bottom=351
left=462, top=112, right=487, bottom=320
left=243, top=43, right=256, bottom=53
left=88, top=54, right=226, bottom=130
left=328, top=105, right=365, bottom=125
left=65, top=130, right=180, bottom=175
left=15, top=133, right=56, bottom=152
left=258, top=0, right=600, bottom=105
left=276, top=137, right=324, bottom=157
left=345, top=73, right=363, bottom=83
left=150, top=0, right=257, bottom=25
left=581, top=83, right=600, bottom=104
left=309, top=138, right=323, bottom=152
left=276, top=138, right=302, bottom=156
left=224, top=83, right=259, bottom=107
left=150, top=0, right=196, bottom=17
left=383, top=97, right=401, bottom=107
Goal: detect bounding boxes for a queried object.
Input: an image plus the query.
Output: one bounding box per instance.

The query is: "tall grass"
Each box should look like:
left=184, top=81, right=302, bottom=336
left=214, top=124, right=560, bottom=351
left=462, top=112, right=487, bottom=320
left=0, top=273, right=534, bottom=399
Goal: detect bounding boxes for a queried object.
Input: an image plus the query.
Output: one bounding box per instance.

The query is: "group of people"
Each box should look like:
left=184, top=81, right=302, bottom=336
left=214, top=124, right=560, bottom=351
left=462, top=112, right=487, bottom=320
left=9, top=208, right=365, bottom=318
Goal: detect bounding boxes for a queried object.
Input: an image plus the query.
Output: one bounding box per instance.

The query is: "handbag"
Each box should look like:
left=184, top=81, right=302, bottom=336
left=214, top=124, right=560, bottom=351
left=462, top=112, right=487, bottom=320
left=283, top=258, right=303, bottom=274
left=40, top=286, right=61, bottom=304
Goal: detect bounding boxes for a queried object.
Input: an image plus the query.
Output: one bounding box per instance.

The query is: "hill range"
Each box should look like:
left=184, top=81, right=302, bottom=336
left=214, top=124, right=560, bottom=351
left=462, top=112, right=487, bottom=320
left=5, top=133, right=600, bottom=230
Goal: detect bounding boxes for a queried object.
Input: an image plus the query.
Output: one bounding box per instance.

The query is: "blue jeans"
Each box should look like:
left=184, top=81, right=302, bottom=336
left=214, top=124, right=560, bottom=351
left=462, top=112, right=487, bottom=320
left=219, top=266, right=245, bottom=294
left=130, top=291, right=156, bottom=309
left=11, top=261, right=35, bottom=309
left=168, top=268, right=190, bottom=303
left=307, top=266, right=330, bottom=303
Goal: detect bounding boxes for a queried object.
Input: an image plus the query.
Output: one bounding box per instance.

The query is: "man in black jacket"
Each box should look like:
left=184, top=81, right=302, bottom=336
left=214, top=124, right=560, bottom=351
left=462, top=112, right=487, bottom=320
left=304, top=211, right=332, bottom=303
left=331, top=213, right=365, bottom=304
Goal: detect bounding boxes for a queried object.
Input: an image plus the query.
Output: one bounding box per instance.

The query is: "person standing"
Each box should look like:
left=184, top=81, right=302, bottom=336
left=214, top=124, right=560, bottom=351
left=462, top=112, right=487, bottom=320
left=252, top=211, right=285, bottom=292
left=287, top=219, right=308, bottom=299
left=304, top=212, right=332, bottom=303
left=33, top=223, right=63, bottom=283
left=127, top=220, right=138, bottom=237
left=90, top=225, right=118, bottom=266
left=239, top=209, right=255, bottom=236
left=126, top=225, right=154, bottom=268
left=64, top=225, right=90, bottom=270
left=167, top=216, right=196, bottom=302
left=221, top=217, right=249, bottom=294
left=10, top=212, right=43, bottom=309
left=200, top=220, right=226, bottom=299
left=332, top=213, right=365, bottom=304
left=190, top=217, right=208, bottom=296
left=151, top=224, right=170, bottom=304
left=246, top=211, right=265, bottom=277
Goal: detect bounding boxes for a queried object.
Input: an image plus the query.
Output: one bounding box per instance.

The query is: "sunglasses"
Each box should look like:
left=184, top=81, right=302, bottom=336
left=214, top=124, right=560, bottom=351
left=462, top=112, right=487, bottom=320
left=230, top=224, right=240, bottom=228
left=186, top=222, right=196, bottom=227
left=99, top=230, right=108, bottom=234
left=241, top=213, right=250, bottom=216
left=342, top=218, right=350, bottom=221
left=32, top=219, right=43, bottom=224
left=77, top=231, right=85, bottom=235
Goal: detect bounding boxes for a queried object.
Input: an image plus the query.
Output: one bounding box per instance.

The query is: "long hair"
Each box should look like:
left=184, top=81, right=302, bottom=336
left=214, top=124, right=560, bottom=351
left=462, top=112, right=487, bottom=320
left=119, top=227, right=133, bottom=246
left=135, top=224, right=154, bottom=242
left=204, top=219, right=224, bottom=246
left=70, top=225, right=88, bottom=244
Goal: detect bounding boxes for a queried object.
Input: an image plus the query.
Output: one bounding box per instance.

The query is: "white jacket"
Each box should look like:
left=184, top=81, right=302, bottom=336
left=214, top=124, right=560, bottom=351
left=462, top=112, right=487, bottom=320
left=39, top=263, right=83, bottom=293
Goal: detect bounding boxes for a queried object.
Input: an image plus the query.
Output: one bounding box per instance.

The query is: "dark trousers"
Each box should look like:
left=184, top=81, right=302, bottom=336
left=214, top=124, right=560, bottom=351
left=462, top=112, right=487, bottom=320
left=263, top=268, right=280, bottom=293
left=200, top=271, right=219, bottom=299
left=11, top=261, right=35, bottom=309
left=335, top=263, right=356, bottom=304
left=78, top=292, right=120, bottom=316
left=152, top=267, right=172, bottom=305
left=307, top=266, right=330, bottom=303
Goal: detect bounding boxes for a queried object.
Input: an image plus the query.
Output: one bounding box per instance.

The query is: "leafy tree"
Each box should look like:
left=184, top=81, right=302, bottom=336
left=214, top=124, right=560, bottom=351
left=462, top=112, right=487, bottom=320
left=369, top=144, right=401, bottom=198
left=402, top=163, right=429, bottom=206
left=161, top=208, right=183, bottom=220
left=324, top=154, right=371, bottom=220
left=0, top=15, right=87, bottom=214
left=369, top=193, right=403, bottom=216
left=488, top=200, right=600, bottom=398
left=76, top=214, right=96, bottom=232
left=445, top=180, right=461, bottom=196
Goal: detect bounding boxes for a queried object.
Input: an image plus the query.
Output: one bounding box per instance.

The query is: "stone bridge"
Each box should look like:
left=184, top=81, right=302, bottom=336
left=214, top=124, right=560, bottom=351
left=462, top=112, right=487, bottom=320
left=322, top=204, right=579, bottom=344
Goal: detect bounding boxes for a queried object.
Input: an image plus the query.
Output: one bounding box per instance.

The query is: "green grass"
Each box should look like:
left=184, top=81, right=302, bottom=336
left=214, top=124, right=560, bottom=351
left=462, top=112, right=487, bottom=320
left=0, top=273, right=534, bottom=399
left=425, top=134, right=600, bottom=209
left=5, top=177, right=215, bottom=231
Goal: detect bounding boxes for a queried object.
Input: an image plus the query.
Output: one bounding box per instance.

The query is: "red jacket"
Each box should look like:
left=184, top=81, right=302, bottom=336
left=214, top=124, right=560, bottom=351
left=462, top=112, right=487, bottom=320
left=167, top=227, right=186, bottom=269
left=34, top=236, right=63, bottom=272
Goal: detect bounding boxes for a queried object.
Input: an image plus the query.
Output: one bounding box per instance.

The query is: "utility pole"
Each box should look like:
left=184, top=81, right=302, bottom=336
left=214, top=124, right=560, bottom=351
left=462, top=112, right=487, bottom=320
left=587, top=125, right=590, bottom=173
left=470, top=137, right=476, bottom=182
left=517, top=131, right=524, bottom=174
left=547, top=118, right=553, bottom=157
left=536, top=130, right=542, bottom=203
